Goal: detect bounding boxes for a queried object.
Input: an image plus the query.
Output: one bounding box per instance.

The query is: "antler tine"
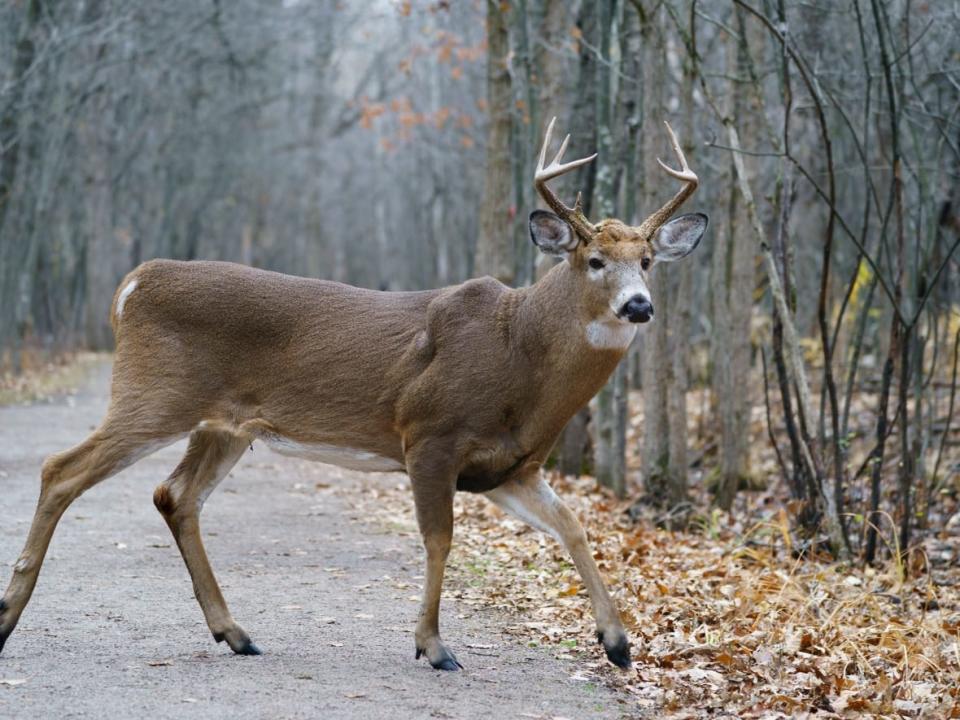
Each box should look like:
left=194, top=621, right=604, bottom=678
left=536, top=116, right=555, bottom=173
left=656, top=120, right=697, bottom=181
left=533, top=117, right=598, bottom=243
left=635, top=121, right=699, bottom=239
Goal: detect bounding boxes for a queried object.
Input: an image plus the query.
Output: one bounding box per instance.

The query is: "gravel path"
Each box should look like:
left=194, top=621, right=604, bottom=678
left=0, top=360, right=630, bottom=719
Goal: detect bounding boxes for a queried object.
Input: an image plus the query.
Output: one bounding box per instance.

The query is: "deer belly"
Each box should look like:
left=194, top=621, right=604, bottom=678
left=262, top=436, right=405, bottom=472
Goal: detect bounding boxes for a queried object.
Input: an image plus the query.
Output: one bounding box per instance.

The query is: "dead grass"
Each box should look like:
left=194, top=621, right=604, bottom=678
left=0, top=352, right=104, bottom=406
left=348, top=474, right=960, bottom=719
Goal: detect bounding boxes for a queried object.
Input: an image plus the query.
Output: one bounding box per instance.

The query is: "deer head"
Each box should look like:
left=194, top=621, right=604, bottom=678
left=529, top=118, right=708, bottom=324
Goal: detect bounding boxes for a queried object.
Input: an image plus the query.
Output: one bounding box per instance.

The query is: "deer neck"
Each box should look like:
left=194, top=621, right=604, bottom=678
left=509, top=261, right=634, bottom=401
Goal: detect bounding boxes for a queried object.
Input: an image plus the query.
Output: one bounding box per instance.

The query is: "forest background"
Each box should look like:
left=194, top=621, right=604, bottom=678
left=1, top=1, right=960, bottom=714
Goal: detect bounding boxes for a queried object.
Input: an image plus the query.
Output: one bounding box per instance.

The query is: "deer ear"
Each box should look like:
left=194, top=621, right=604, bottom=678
left=652, top=213, right=708, bottom=263
left=529, top=210, right=579, bottom=256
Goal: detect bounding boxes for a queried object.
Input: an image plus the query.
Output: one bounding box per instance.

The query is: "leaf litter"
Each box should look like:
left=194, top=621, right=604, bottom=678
left=338, top=472, right=960, bottom=719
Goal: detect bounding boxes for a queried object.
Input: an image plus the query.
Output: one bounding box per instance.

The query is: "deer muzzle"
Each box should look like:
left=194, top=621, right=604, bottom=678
left=620, top=295, right=654, bottom=323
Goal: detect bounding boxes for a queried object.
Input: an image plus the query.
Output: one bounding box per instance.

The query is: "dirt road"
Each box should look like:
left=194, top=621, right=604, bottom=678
left=0, top=360, right=630, bottom=719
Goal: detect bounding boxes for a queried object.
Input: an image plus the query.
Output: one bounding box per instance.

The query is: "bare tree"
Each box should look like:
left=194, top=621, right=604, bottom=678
left=476, top=0, right=514, bottom=284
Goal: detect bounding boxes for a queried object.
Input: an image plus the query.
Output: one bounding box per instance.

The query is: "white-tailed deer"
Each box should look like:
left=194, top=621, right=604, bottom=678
left=0, top=119, right=706, bottom=671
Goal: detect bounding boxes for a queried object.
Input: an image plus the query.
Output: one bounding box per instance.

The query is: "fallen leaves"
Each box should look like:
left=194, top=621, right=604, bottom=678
left=345, top=472, right=960, bottom=719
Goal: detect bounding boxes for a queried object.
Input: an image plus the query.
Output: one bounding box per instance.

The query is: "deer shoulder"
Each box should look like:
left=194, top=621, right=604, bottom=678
left=394, top=276, right=536, bottom=490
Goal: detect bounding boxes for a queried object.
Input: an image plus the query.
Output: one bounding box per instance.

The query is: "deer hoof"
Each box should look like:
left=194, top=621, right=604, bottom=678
left=432, top=656, right=463, bottom=671
left=416, top=642, right=463, bottom=671
left=235, top=640, right=262, bottom=656
left=598, top=630, right=632, bottom=670
left=0, top=630, right=6, bottom=655
left=214, top=626, right=262, bottom=656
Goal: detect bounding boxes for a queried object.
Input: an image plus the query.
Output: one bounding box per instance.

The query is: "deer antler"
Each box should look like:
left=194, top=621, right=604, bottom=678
left=634, top=121, right=699, bottom=240
left=534, top=117, right=598, bottom=243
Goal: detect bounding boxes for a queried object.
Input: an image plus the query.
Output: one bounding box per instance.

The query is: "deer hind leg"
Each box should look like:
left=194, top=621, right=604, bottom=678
left=0, top=423, right=176, bottom=655
left=153, top=429, right=258, bottom=655
left=406, top=446, right=462, bottom=671
left=485, top=474, right=632, bottom=669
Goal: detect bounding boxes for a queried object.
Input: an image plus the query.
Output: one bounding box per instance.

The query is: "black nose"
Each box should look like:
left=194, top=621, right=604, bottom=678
left=621, top=295, right=653, bottom=323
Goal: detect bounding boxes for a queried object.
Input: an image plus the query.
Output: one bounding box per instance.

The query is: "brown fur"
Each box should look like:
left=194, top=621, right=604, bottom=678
left=0, top=257, right=640, bottom=668
left=152, top=484, right=176, bottom=517
left=105, top=259, right=628, bottom=483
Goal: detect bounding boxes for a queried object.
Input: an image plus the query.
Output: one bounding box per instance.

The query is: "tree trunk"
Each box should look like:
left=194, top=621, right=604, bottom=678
left=711, top=12, right=755, bottom=510
left=558, top=408, right=590, bottom=476
left=535, top=0, right=571, bottom=120
left=475, top=0, right=514, bottom=285
left=640, top=5, right=690, bottom=519
left=0, top=0, right=43, bottom=368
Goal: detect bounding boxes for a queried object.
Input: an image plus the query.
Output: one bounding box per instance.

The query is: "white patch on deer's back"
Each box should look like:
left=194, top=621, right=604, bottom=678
left=262, top=435, right=405, bottom=473
left=115, top=279, right=138, bottom=319
left=585, top=319, right=637, bottom=350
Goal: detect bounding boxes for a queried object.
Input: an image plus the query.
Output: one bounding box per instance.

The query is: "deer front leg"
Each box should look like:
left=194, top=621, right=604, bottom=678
left=485, top=474, right=631, bottom=669
left=406, top=445, right=462, bottom=671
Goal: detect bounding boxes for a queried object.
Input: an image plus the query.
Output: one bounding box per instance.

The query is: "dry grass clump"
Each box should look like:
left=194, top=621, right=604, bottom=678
left=0, top=351, right=102, bottom=405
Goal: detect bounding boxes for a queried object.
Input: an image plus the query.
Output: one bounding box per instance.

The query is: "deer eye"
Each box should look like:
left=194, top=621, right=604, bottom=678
left=588, top=257, right=605, bottom=270
left=641, top=257, right=651, bottom=270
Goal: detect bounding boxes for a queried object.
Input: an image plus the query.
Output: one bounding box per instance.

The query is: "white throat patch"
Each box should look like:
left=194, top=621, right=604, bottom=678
left=585, top=319, right=637, bottom=350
